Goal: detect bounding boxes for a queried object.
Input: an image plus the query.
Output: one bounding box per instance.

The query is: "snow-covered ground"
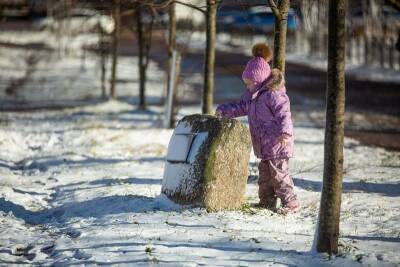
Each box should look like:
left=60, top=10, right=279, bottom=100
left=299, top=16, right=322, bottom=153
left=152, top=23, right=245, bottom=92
left=0, top=38, right=166, bottom=109
left=0, top=27, right=399, bottom=266
left=1, top=99, right=399, bottom=266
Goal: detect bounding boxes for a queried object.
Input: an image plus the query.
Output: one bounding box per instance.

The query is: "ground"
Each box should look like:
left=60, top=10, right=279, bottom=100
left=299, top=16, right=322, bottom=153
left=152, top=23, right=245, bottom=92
left=1, top=100, right=399, bottom=266
left=0, top=21, right=400, bottom=266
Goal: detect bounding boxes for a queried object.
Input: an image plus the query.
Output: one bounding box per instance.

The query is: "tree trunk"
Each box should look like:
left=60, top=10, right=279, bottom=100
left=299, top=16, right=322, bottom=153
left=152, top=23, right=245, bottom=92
left=389, top=36, right=394, bottom=70
left=110, top=0, right=120, bottom=99
left=0, top=5, right=4, bottom=21
left=65, top=0, right=72, bottom=56
left=379, top=27, right=385, bottom=68
left=46, top=0, right=53, bottom=17
left=99, top=26, right=107, bottom=99
left=167, top=2, right=177, bottom=99
left=136, top=4, right=146, bottom=109
left=168, top=2, right=178, bottom=127
left=203, top=0, right=216, bottom=115
left=165, top=51, right=181, bottom=129
left=171, top=53, right=181, bottom=127
left=269, top=0, right=290, bottom=75
left=316, top=0, right=346, bottom=255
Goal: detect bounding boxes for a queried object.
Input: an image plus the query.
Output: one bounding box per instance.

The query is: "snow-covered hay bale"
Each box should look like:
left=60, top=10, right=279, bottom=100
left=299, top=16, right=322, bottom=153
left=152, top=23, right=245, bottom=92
left=162, top=114, right=251, bottom=211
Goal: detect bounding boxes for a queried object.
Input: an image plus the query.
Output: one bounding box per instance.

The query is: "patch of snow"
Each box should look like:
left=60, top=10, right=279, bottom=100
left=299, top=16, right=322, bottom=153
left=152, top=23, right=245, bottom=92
left=34, top=13, right=115, bottom=34
left=0, top=28, right=399, bottom=266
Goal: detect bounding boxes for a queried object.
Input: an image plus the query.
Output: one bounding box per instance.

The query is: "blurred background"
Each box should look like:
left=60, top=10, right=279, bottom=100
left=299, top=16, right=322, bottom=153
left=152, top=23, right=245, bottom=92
left=0, top=0, right=399, bottom=149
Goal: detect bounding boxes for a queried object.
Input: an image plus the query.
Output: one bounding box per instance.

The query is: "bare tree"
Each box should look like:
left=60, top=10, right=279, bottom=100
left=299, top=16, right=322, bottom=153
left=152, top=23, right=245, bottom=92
left=135, top=3, right=154, bottom=109
left=110, top=0, right=120, bottom=99
left=46, top=0, right=53, bottom=17
left=316, top=0, right=346, bottom=255
left=135, top=3, right=145, bottom=108
left=167, top=1, right=178, bottom=127
left=167, top=2, right=177, bottom=92
left=203, top=0, right=216, bottom=115
left=268, top=0, right=290, bottom=75
left=98, top=25, right=107, bottom=99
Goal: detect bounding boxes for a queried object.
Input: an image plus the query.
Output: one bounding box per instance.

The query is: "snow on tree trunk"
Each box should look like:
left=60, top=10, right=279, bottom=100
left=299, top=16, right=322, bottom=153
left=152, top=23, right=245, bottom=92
left=161, top=114, right=252, bottom=211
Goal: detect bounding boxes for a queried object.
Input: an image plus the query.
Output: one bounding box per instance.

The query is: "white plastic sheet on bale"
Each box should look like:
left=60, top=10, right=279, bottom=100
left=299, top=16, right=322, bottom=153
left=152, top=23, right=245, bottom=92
left=162, top=122, right=208, bottom=195
left=165, top=134, right=194, bottom=163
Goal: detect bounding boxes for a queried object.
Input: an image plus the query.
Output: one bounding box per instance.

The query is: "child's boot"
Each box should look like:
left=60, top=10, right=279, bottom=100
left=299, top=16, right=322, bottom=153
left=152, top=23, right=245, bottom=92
left=278, top=199, right=300, bottom=215
left=258, top=197, right=280, bottom=210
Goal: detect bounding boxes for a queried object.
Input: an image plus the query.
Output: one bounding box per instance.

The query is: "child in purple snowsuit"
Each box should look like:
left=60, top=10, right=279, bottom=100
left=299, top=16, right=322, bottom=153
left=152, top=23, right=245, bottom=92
left=216, top=43, right=299, bottom=213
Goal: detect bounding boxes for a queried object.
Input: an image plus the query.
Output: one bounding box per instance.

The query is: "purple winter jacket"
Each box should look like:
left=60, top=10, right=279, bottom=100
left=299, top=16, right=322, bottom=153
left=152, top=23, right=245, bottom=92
left=216, top=79, right=294, bottom=160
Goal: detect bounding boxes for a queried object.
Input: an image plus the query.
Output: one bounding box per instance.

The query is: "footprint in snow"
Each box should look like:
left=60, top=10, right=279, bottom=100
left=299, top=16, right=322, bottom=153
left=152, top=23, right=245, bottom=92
left=40, top=243, right=55, bottom=255
left=11, top=244, right=36, bottom=261
left=73, top=249, right=91, bottom=260
left=64, top=228, right=81, bottom=238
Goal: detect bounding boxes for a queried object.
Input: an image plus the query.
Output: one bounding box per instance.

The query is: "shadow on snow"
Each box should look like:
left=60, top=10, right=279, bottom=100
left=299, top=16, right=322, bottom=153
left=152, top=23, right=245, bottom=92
left=293, top=177, right=400, bottom=197
left=0, top=192, right=175, bottom=225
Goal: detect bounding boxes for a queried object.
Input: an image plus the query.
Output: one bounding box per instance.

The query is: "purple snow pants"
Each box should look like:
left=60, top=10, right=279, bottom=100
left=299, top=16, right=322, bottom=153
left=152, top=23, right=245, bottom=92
left=258, top=158, right=298, bottom=207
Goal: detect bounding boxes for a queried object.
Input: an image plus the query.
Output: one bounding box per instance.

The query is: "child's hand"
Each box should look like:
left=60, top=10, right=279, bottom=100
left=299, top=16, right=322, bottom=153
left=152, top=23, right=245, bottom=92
left=215, top=110, right=222, bottom=118
left=279, top=134, right=290, bottom=147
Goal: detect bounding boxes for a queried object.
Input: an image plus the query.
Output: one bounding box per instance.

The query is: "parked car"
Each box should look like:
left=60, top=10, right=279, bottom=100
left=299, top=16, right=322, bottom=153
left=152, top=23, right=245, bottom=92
left=218, top=6, right=300, bottom=34
left=217, top=10, right=248, bottom=32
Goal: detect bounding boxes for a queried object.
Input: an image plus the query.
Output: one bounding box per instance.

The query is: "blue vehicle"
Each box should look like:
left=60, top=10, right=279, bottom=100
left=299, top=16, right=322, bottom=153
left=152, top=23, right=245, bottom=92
left=219, top=6, right=300, bottom=33
left=217, top=9, right=249, bottom=32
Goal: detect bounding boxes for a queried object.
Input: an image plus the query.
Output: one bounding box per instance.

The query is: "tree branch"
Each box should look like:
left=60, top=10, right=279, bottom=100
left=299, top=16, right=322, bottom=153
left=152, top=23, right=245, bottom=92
left=268, top=0, right=280, bottom=18
left=387, top=0, right=400, bottom=10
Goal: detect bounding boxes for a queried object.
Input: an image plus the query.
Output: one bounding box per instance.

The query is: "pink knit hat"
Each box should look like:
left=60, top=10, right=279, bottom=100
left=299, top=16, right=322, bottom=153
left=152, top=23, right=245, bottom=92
left=242, top=57, right=271, bottom=86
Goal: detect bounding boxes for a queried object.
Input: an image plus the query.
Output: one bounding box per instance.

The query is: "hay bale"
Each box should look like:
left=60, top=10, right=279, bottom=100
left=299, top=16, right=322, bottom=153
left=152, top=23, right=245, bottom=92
left=162, top=114, right=251, bottom=211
